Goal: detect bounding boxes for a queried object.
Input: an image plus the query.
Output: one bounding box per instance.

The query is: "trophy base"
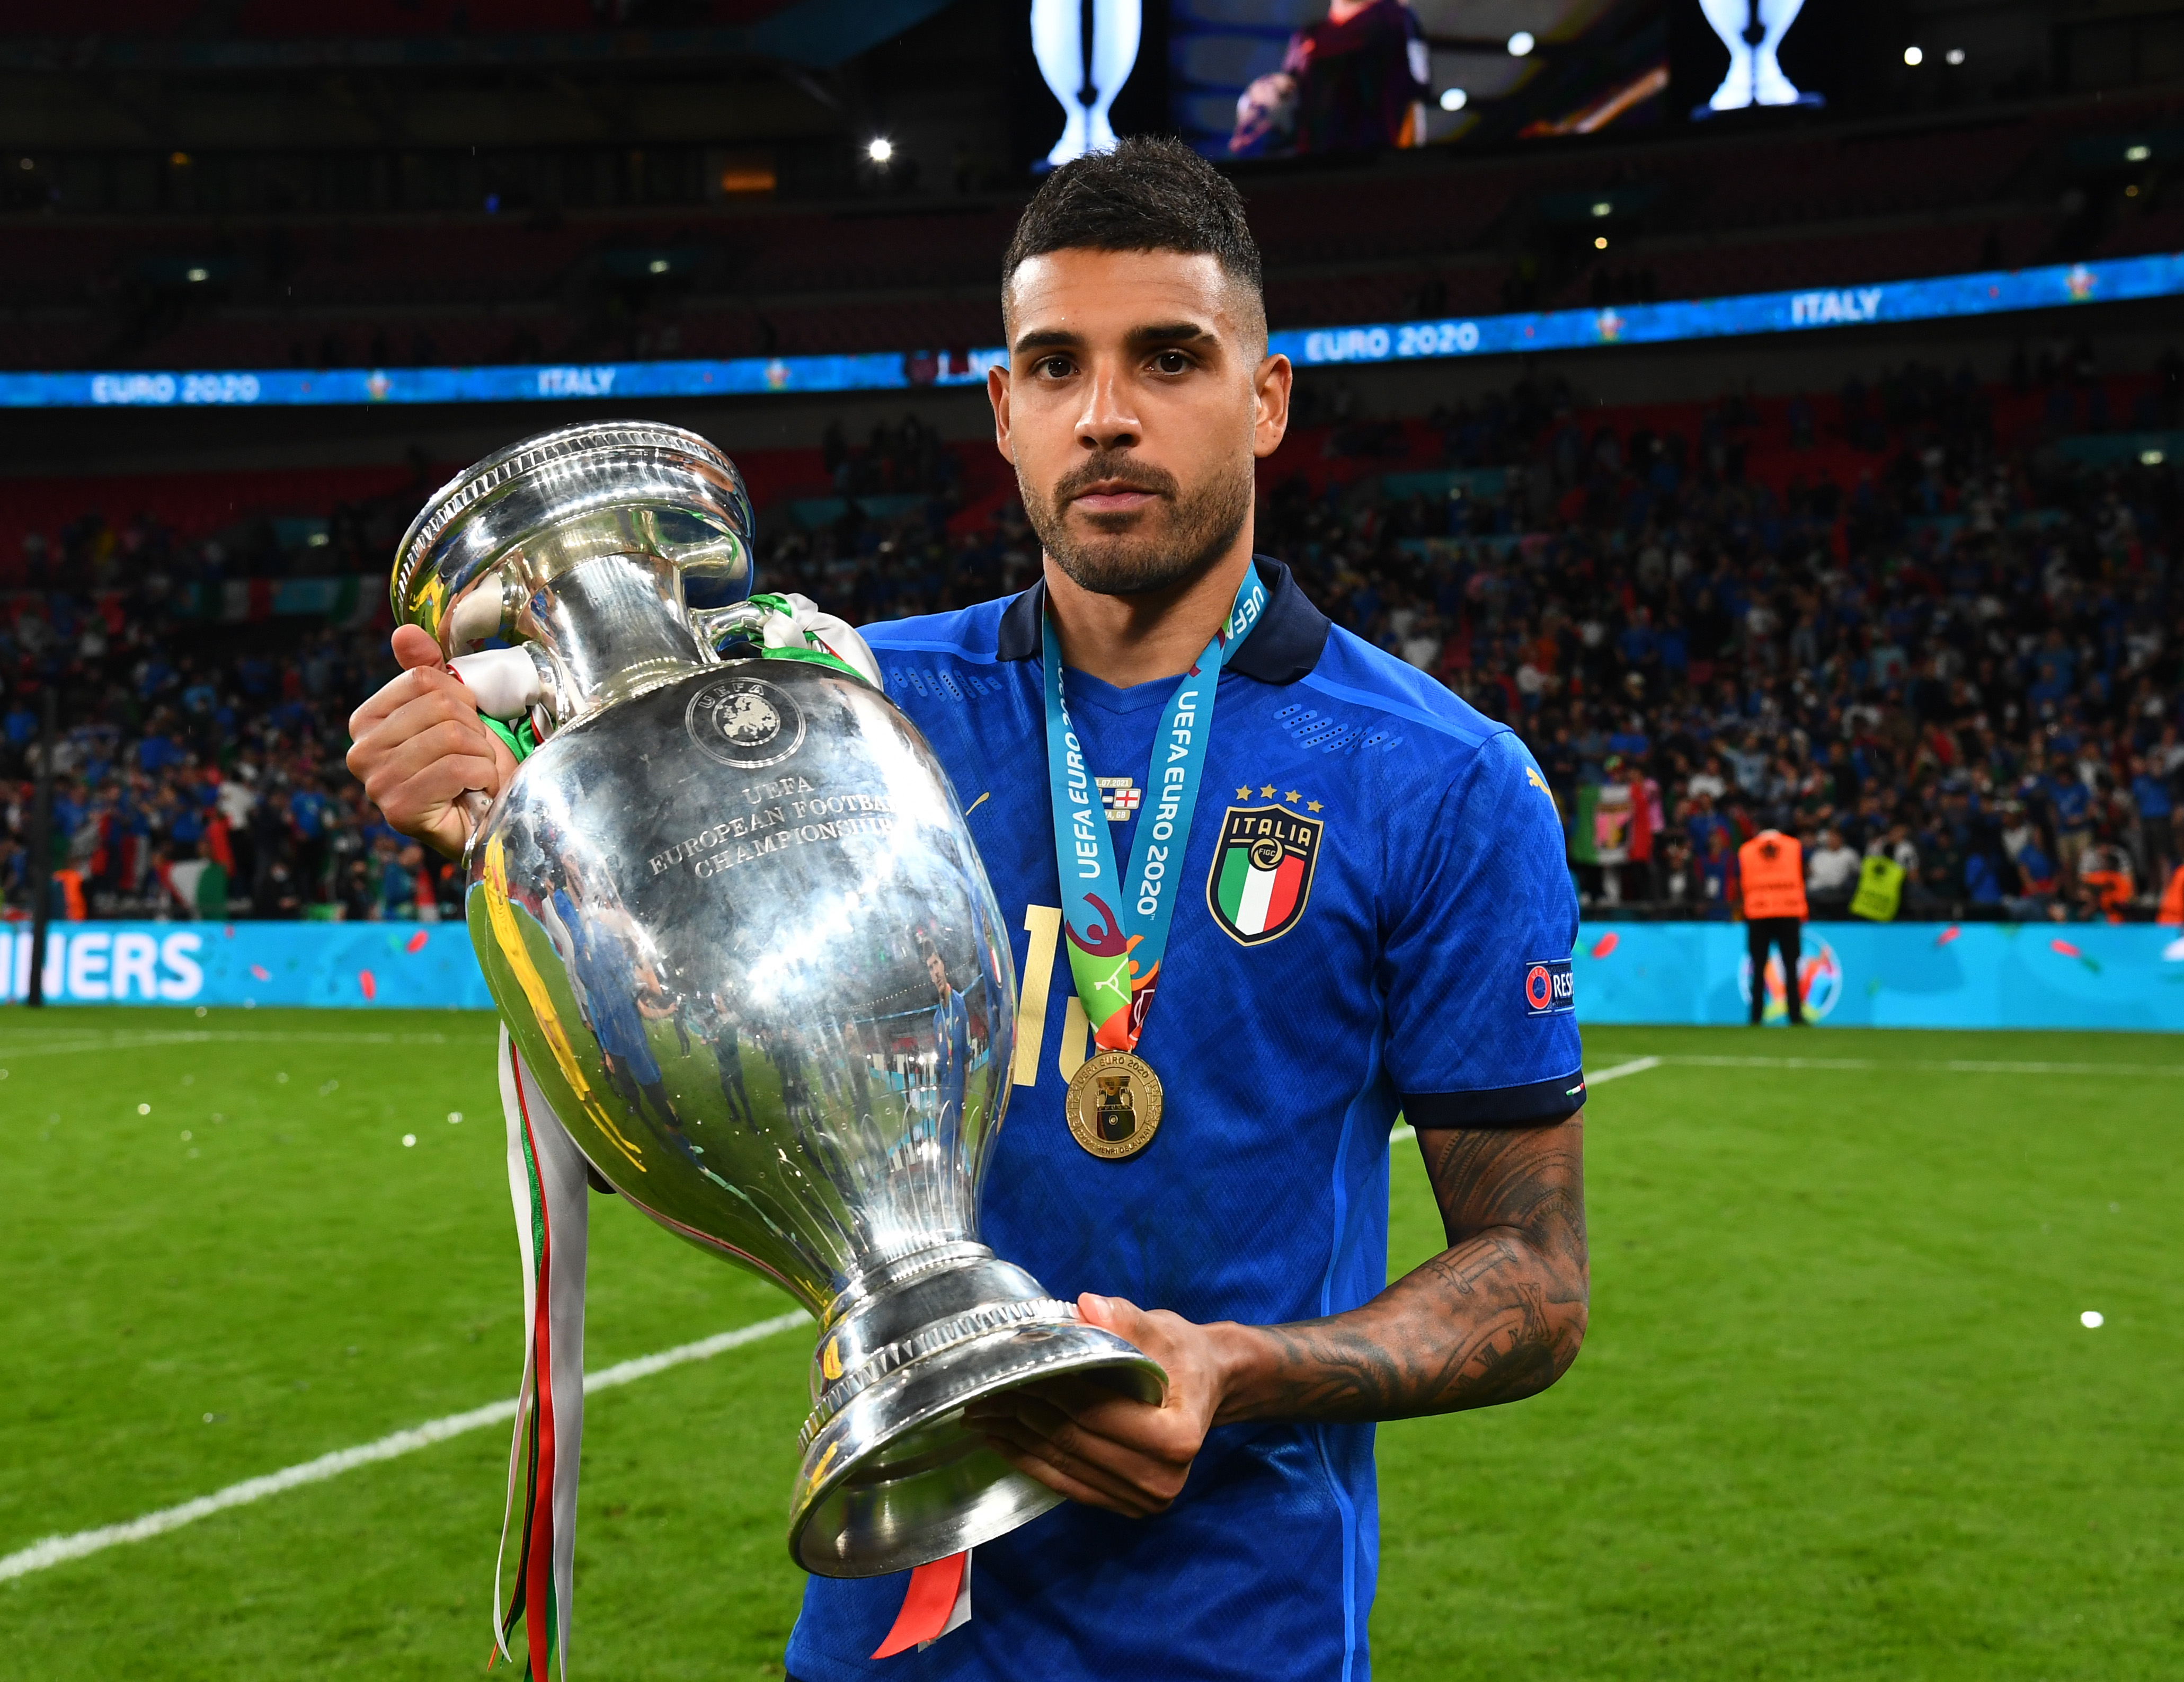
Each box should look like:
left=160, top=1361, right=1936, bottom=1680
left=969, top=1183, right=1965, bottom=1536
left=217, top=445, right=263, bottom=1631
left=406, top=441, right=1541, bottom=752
left=788, top=1245, right=1165, bottom=1578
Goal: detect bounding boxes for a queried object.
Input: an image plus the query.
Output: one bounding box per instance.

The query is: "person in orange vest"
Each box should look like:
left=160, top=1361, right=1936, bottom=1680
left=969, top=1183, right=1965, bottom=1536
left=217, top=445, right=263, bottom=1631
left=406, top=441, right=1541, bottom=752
left=2161, top=861, right=2184, bottom=925
left=2078, top=839, right=2133, bottom=923
left=1738, top=827, right=1809, bottom=1026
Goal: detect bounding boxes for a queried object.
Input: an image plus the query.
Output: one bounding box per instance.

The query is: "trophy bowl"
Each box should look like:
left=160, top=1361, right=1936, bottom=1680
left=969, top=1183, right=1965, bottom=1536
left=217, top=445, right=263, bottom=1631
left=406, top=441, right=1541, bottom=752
left=394, top=421, right=1164, bottom=1577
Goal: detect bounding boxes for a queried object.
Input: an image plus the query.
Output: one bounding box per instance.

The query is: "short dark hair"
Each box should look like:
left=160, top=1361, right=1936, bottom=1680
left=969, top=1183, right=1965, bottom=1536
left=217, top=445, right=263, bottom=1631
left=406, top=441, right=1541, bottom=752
left=1001, top=137, right=1264, bottom=337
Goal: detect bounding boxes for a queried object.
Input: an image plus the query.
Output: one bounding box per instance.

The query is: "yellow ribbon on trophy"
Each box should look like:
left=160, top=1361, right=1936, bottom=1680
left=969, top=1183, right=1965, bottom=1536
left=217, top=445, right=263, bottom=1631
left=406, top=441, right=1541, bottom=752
left=482, top=833, right=649, bottom=1173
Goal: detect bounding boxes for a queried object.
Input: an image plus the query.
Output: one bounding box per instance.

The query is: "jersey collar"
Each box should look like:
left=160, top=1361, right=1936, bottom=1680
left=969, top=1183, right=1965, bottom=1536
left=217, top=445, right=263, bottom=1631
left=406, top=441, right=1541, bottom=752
left=993, top=556, right=1327, bottom=685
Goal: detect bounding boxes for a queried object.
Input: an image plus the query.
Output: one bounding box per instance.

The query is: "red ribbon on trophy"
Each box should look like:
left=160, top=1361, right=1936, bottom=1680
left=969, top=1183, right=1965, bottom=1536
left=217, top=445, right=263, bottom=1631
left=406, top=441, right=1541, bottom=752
left=872, top=1551, right=973, bottom=1658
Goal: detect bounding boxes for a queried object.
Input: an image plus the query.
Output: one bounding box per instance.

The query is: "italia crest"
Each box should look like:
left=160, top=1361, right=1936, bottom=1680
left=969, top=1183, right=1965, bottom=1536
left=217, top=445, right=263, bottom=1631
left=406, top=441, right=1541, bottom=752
left=1206, top=805, right=1322, bottom=946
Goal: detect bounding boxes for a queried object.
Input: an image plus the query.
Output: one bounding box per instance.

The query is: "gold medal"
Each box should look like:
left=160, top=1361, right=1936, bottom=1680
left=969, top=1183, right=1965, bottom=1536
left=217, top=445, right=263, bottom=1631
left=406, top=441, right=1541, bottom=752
left=1065, top=1049, right=1164, bottom=1161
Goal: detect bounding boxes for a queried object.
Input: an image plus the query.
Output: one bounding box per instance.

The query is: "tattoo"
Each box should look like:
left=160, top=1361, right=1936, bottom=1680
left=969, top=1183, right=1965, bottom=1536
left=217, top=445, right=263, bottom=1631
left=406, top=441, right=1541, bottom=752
left=1219, top=1115, right=1588, bottom=1426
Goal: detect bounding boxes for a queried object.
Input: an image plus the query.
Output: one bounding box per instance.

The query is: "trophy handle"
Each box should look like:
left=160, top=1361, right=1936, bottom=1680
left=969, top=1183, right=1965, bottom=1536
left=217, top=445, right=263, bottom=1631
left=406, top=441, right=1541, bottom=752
left=689, top=599, right=774, bottom=660
left=443, top=644, right=558, bottom=853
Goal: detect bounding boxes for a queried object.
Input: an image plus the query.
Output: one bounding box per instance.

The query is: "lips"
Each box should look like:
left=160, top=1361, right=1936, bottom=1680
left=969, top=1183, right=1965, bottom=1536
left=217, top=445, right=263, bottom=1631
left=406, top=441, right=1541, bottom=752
left=1069, top=480, right=1162, bottom=514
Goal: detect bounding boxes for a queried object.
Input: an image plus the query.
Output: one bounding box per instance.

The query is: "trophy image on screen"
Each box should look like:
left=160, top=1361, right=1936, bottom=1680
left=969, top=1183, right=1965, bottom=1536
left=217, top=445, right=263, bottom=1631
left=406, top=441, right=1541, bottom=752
left=392, top=421, right=1163, bottom=1577
left=1697, top=0, right=1819, bottom=113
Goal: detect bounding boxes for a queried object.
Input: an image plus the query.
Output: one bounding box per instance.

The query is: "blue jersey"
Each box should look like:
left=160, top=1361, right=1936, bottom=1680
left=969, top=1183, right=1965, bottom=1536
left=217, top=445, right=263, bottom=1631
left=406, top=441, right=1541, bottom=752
left=786, top=560, right=1582, bottom=1682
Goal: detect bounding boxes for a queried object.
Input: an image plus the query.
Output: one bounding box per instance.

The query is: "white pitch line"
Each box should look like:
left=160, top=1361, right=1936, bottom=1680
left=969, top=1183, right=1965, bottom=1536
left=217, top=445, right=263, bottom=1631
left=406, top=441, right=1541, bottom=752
left=1582, top=1055, right=1665, bottom=1086
left=1389, top=1055, right=1660, bottom=1145
left=1661, top=1054, right=2184, bottom=1076
left=0, top=1030, right=470, bottom=1061
left=0, top=1310, right=808, bottom=1586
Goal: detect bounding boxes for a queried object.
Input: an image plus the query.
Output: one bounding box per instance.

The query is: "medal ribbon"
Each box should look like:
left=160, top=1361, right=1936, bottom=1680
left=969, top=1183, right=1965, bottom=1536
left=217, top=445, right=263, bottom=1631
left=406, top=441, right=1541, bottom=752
left=1040, top=566, right=1266, bottom=1052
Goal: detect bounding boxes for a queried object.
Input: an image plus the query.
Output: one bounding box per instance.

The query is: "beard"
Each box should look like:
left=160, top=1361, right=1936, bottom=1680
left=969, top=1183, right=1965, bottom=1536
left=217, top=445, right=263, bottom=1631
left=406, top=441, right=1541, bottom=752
left=1019, top=447, right=1254, bottom=597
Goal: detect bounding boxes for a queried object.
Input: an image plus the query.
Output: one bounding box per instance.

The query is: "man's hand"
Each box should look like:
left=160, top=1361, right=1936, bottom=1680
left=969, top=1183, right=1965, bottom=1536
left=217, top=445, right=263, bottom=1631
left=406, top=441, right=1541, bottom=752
left=345, top=624, right=516, bottom=860
left=966, top=1116, right=1586, bottom=1520
left=962, top=1293, right=1238, bottom=1518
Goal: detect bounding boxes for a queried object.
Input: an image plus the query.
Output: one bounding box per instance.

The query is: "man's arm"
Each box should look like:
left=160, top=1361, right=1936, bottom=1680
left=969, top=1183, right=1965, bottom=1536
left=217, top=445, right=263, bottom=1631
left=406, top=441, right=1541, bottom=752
left=1223, top=1115, right=1587, bottom=1420
left=964, top=1113, right=1586, bottom=1518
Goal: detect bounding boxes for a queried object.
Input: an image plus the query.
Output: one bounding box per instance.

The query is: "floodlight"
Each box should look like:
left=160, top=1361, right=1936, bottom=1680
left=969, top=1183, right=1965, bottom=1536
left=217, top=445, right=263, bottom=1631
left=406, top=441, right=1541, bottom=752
left=1439, top=87, right=1467, bottom=112
left=867, top=138, right=893, bottom=163
left=1903, top=45, right=1923, bottom=66
left=2143, top=449, right=2168, bottom=467
left=185, top=267, right=209, bottom=283
left=648, top=257, right=670, bottom=275
left=1591, top=201, right=1612, bottom=217
left=2126, top=144, right=2151, bottom=162
left=1508, top=31, right=1535, bottom=56
left=1945, top=47, right=1965, bottom=65
left=1594, top=236, right=1608, bottom=250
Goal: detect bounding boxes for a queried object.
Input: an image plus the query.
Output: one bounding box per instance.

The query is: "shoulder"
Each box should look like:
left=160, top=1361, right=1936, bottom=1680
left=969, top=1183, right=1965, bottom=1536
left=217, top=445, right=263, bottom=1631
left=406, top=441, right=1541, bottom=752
left=859, top=599, right=1010, bottom=669
left=1297, top=625, right=1524, bottom=775
left=1285, top=631, right=1557, bottom=854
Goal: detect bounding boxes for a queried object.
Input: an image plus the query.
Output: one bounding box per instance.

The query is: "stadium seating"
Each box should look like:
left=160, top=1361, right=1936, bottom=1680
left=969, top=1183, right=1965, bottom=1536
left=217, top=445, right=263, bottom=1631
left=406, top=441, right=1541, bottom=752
left=4, top=350, right=2178, bottom=927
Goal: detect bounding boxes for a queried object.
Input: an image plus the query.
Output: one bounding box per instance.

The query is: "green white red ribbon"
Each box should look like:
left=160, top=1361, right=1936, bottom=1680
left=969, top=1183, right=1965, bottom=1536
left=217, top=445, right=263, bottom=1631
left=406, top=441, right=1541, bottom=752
left=493, top=1032, right=591, bottom=1681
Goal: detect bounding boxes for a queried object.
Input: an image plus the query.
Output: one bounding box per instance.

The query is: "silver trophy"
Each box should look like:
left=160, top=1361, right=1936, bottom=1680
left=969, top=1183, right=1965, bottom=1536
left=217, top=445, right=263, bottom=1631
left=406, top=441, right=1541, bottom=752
left=393, top=421, right=1162, bottom=1577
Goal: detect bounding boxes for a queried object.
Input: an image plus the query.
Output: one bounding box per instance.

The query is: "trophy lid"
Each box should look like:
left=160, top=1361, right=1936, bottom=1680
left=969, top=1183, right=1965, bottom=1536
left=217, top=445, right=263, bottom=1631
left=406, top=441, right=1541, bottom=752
left=393, top=419, right=754, bottom=647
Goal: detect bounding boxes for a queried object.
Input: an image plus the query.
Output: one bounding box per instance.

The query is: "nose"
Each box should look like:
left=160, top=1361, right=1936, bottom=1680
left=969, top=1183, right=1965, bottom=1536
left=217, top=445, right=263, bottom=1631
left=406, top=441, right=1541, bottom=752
left=1076, top=360, right=1140, bottom=454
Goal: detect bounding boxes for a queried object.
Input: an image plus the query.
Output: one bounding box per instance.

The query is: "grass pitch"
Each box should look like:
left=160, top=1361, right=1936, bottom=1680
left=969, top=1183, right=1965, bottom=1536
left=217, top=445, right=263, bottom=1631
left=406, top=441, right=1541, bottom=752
left=1, top=1010, right=2177, bottom=1679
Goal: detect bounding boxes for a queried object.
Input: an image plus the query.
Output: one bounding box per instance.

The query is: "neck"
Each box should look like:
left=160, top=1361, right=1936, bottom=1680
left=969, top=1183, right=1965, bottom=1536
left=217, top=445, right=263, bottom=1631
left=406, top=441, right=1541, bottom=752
left=1043, top=542, right=1254, bottom=690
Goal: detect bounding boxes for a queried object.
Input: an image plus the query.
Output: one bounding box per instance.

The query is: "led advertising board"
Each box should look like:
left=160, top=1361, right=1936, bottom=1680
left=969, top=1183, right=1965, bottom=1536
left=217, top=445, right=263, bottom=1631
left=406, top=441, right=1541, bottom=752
left=2, top=252, right=2176, bottom=410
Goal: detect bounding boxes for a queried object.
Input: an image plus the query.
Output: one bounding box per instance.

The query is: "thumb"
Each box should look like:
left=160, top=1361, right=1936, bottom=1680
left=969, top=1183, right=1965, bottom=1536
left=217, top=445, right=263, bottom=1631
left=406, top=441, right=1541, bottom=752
left=390, top=623, right=447, bottom=672
left=1078, top=1291, right=1149, bottom=1344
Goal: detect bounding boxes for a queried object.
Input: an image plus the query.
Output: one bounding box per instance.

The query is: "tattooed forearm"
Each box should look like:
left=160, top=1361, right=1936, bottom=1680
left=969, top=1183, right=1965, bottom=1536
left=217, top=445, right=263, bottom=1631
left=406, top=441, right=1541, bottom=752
left=1211, top=1115, right=1588, bottom=1424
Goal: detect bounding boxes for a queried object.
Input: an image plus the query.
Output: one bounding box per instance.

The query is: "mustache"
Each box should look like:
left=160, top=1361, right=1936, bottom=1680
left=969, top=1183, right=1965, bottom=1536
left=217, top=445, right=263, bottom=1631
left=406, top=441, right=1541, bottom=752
left=1051, top=452, right=1178, bottom=505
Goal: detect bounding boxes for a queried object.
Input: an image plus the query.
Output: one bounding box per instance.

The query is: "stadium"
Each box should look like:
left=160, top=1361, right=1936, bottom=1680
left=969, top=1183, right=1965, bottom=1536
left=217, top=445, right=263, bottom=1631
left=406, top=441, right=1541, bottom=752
left=3, top=2, right=2180, bottom=1677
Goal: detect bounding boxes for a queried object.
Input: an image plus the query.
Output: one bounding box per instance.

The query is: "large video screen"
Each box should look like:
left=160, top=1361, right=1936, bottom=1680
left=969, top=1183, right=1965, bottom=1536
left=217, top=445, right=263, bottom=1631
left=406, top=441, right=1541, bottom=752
left=1169, top=1, right=1852, bottom=160
left=1174, top=0, right=1432, bottom=159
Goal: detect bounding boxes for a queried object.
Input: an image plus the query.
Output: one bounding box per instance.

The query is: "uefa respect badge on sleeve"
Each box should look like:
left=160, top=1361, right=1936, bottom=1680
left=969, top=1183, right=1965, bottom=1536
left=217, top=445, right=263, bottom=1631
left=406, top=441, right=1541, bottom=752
left=1523, top=958, right=1575, bottom=1016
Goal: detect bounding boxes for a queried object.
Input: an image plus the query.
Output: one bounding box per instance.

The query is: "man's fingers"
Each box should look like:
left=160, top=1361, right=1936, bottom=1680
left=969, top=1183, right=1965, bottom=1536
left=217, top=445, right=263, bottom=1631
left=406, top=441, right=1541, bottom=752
left=365, top=688, right=495, bottom=759
left=383, top=750, right=504, bottom=812
left=1001, top=1389, right=1193, bottom=1479
left=987, top=1374, right=1167, bottom=1436
left=349, top=663, right=480, bottom=735
left=979, top=1424, right=1164, bottom=1517
left=984, top=1436, right=1150, bottom=1516
left=363, top=716, right=501, bottom=795
left=966, top=1389, right=1192, bottom=1498
left=348, top=693, right=499, bottom=799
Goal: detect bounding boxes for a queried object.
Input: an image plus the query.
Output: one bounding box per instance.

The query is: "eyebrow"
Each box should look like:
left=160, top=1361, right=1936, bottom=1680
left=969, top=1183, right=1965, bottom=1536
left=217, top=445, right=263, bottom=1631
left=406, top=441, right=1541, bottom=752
left=1010, top=321, right=1219, bottom=355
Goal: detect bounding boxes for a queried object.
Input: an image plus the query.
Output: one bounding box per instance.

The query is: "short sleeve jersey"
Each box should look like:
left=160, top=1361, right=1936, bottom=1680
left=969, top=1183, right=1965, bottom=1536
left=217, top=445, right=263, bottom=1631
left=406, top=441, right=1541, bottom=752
left=785, top=559, right=1583, bottom=1682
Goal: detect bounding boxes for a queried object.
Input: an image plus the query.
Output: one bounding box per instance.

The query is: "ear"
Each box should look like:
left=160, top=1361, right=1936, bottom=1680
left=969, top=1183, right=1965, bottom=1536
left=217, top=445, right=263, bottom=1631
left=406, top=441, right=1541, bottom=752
left=1252, top=353, right=1292, bottom=461
left=989, top=362, right=1016, bottom=466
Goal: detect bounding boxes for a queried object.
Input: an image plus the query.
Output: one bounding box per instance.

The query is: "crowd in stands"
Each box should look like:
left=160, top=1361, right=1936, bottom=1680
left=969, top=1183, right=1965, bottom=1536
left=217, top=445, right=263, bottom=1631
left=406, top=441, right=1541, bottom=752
left=0, top=607, right=461, bottom=926
left=4, top=350, right=2182, bottom=924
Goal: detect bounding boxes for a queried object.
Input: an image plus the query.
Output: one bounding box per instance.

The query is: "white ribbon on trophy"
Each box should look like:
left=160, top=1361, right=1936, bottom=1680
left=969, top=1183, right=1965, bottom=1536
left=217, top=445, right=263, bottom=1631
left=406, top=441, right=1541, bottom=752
left=1697, top=0, right=1815, bottom=112
left=1030, top=0, right=1142, bottom=169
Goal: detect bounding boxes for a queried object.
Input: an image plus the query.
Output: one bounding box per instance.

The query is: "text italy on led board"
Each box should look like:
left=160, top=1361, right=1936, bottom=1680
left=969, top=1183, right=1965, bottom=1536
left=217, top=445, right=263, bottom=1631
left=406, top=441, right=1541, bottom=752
left=3, top=253, right=2176, bottom=411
